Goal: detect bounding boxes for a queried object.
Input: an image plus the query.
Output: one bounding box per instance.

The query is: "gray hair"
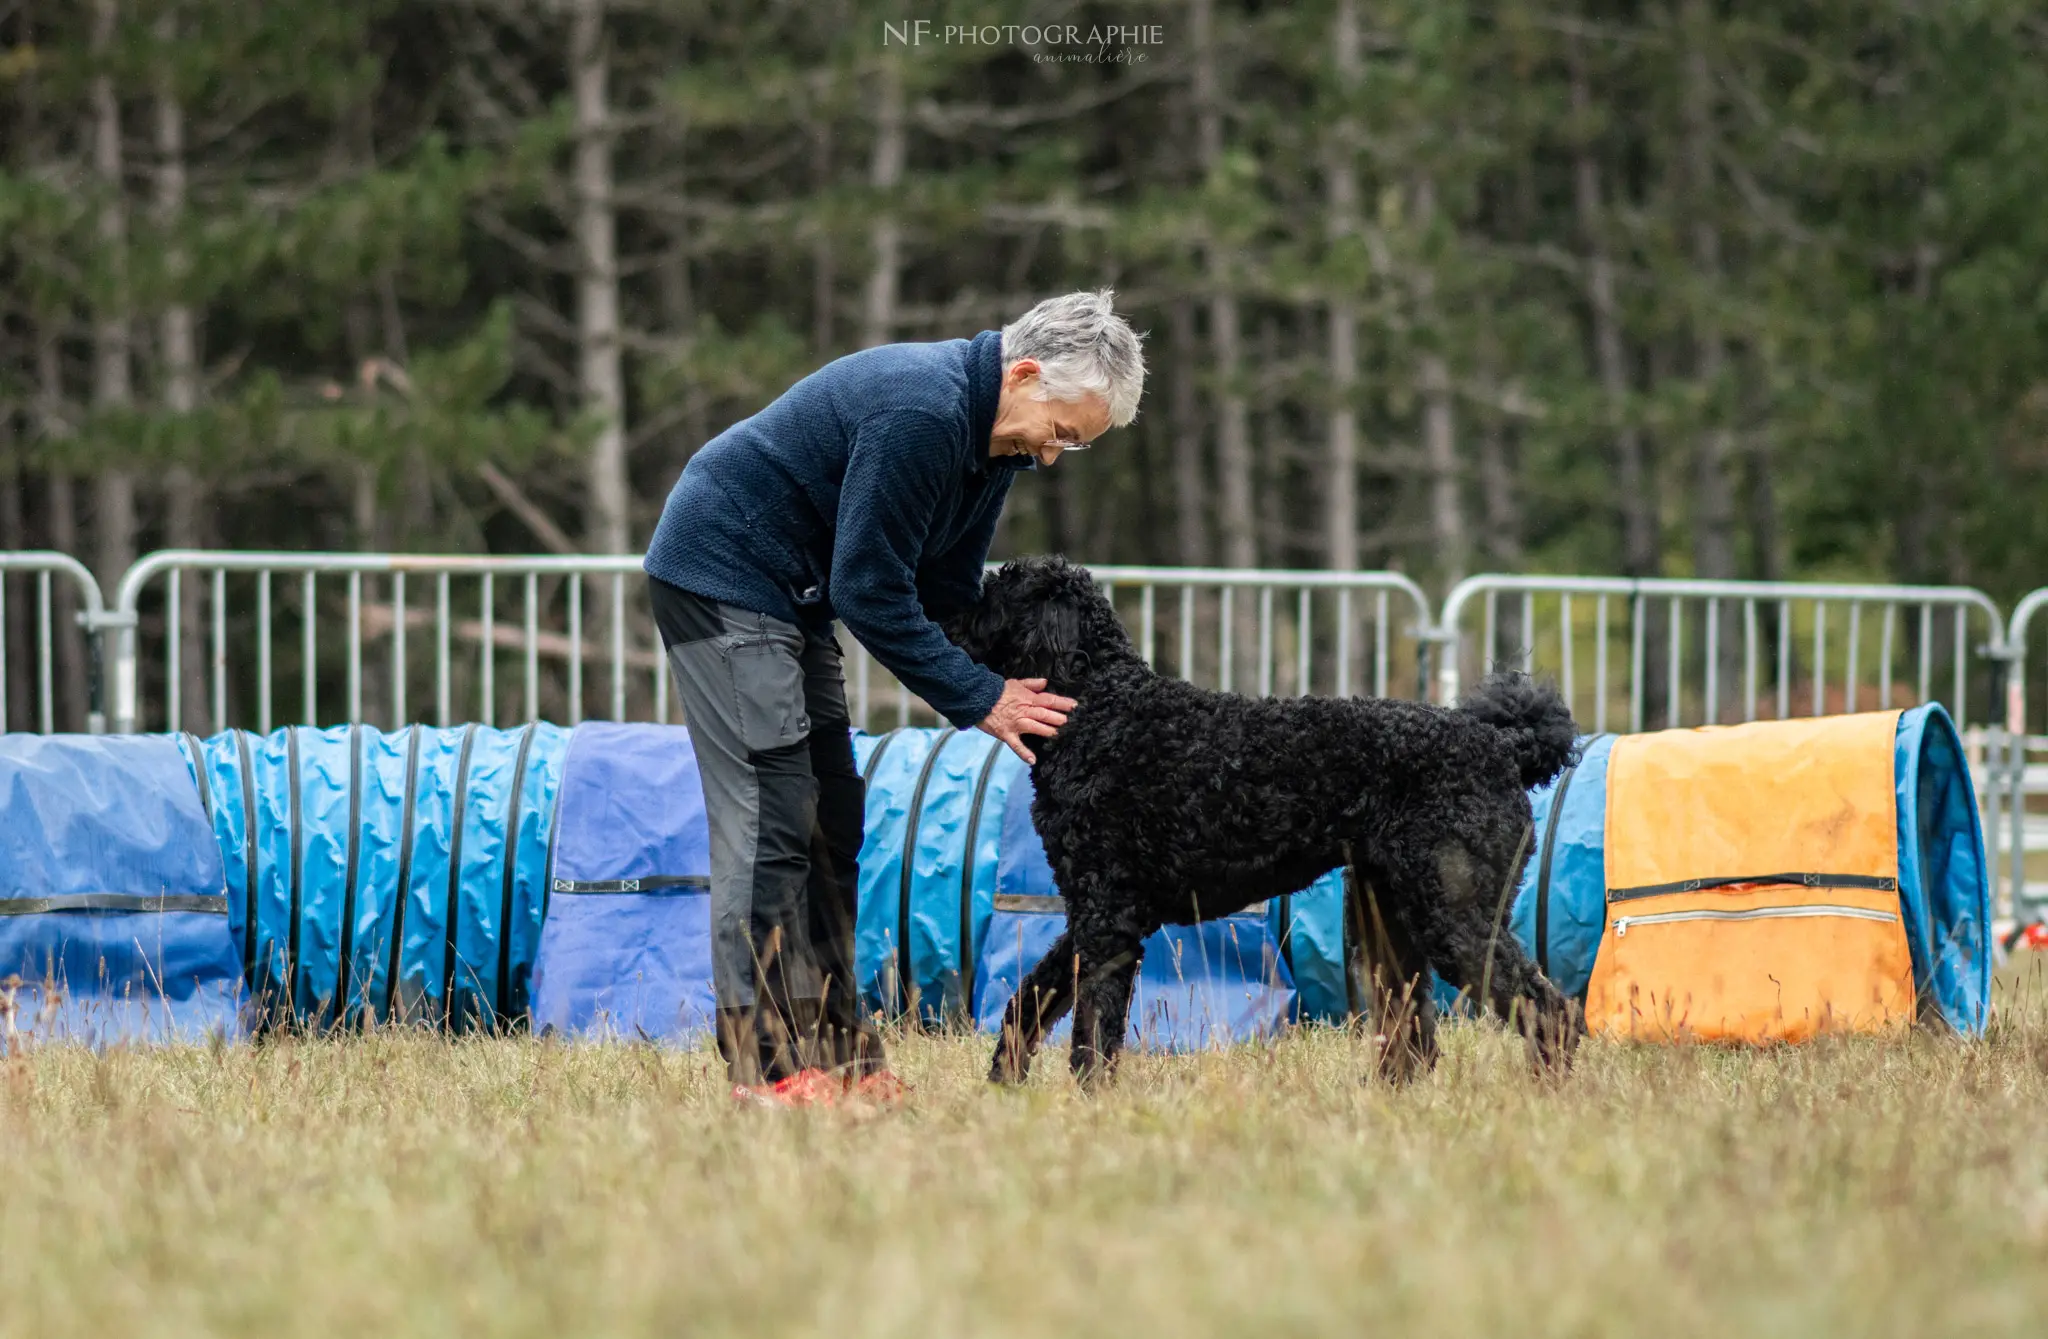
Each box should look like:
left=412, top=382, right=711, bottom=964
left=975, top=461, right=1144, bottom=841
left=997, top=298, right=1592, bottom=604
left=1000, top=289, right=1147, bottom=427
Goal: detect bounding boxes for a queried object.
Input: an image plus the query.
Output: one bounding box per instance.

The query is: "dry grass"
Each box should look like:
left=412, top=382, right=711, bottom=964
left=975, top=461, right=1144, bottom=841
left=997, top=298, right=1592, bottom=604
left=8, top=966, right=2048, bottom=1339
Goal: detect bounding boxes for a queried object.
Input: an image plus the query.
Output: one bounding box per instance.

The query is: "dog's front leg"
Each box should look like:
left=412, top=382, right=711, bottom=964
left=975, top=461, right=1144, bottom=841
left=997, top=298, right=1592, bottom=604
left=990, top=930, right=1079, bottom=1084
left=1069, top=902, right=1147, bottom=1089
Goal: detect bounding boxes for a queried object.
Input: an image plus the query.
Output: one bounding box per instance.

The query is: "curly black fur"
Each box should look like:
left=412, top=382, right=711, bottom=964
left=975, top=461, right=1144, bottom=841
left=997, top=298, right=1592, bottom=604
left=947, top=556, right=1584, bottom=1087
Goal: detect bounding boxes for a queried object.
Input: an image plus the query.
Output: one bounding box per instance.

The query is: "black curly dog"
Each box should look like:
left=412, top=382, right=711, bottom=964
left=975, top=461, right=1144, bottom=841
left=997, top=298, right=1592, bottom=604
left=946, top=556, right=1584, bottom=1087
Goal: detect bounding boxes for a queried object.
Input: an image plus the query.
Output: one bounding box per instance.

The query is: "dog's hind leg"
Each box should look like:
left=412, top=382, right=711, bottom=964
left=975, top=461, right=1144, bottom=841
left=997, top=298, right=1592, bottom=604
left=1345, top=856, right=1438, bottom=1083
left=1394, top=830, right=1579, bottom=1073
left=989, top=930, right=1079, bottom=1084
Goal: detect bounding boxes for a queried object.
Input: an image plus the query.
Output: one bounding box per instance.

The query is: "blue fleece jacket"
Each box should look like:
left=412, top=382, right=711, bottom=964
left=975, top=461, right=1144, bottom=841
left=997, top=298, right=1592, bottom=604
left=644, top=329, right=1024, bottom=729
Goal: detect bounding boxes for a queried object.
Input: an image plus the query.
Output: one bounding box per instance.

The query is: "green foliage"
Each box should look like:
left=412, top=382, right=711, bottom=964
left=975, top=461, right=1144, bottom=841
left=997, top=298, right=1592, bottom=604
left=2, top=0, right=2045, bottom=600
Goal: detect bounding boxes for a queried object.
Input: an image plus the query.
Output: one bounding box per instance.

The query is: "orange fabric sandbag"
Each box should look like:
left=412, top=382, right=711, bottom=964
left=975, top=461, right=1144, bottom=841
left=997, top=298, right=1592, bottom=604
left=1585, top=711, right=1915, bottom=1043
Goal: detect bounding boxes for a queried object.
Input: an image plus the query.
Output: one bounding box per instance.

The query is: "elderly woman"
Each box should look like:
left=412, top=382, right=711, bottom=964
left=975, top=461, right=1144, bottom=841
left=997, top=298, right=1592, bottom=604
left=643, top=290, right=1146, bottom=1105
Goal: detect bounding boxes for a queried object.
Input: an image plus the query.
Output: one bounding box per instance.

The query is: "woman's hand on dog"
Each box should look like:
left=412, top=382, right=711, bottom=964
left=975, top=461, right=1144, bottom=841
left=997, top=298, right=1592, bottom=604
left=978, top=678, right=1077, bottom=765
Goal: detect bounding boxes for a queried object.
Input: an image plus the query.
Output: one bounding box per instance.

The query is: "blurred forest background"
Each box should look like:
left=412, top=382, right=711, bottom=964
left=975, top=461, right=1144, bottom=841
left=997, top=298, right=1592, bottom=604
left=4, top=0, right=2048, bottom=729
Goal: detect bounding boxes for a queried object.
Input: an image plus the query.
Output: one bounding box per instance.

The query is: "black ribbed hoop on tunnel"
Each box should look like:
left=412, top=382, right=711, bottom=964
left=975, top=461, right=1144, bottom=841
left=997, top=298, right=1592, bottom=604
left=896, top=732, right=954, bottom=1019
left=494, top=723, right=539, bottom=1024
left=441, top=723, right=480, bottom=1031
left=956, top=737, right=1006, bottom=1022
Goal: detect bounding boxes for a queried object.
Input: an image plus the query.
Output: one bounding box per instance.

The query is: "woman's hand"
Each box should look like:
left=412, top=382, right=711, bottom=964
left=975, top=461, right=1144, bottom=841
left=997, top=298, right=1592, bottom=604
left=977, top=677, right=1078, bottom=765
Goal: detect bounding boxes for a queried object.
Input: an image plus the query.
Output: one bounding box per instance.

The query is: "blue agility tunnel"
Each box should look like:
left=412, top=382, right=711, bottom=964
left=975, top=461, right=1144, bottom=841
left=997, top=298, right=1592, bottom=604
left=851, top=727, right=1028, bottom=1023
left=1511, top=703, right=1991, bottom=1034
left=529, top=722, right=716, bottom=1042
left=15, top=704, right=1984, bottom=1050
left=179, top=724, right=567, bottom=1030
left=0, top=734, right=244, bottom=1044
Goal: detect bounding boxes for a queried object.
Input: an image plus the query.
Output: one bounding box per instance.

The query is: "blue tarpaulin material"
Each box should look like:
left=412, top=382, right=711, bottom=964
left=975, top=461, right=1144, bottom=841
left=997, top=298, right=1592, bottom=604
left=179, top=724, right=566, bottom=1029
left=851, top=728, right=1028, bottom=1022
left=1, top=734, right=243, bottom=1044
left=1508, top=704, right=1991, bottom=1033
left=529, top=722, right=716, bottom=1042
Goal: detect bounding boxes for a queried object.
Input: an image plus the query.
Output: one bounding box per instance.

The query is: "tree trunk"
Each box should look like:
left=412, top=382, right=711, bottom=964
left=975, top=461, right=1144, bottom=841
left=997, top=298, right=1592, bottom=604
left=1166, top=300, right=1209, bottom=568
left=1412, top=179, right=1465, bottom=586
left=657, top=239, right=709, bottom=458
left=0, top=419, right=29, bottom=732
left=156, top=22, right=209, bottom=731
left=863, top=55, right=904, bottom=348
left=1324, top=0, right=1361, bottom=572
left=91, top=0, right=137, bottom=593
left=1419, top=351, right=1464, bottom=585
left=1254, top=316, right=1285, bottom=568
left=1192, top=0, right=1255, bottom=573
left=1476, top=323, right=1523, bottom=570
left=1682, top=0, right=1737, bottom=714
left=1683, top=0, right=1734, bottom=586
left=571, top=0, right=628, bottom=554
left=1569, top=30, right=1656, bottom=578
left=811, top=116, right=836, bottom=356
left=40, top=337, right=87, bottom=732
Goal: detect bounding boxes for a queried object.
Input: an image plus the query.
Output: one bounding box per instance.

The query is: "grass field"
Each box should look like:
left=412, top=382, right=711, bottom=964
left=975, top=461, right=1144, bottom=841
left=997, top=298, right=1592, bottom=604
left=7, top=968, right=2048, bottom=1338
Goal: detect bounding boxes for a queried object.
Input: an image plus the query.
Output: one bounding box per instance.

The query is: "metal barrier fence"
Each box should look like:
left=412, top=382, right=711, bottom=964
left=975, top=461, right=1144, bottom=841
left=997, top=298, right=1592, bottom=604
left=0, top=551, right=109, bottom=734
left=109, top=552, right=665, bottom=735
left=1440, top=574, right=2006, bottom=733
left=103, top=552, right=1438, bottom=736
left=1996, top=587, right=2048, bottom=923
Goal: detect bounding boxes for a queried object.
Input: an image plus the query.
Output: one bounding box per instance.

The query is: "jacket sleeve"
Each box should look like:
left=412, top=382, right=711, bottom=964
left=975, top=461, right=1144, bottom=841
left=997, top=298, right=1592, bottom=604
left=832, top=409, right=1007, bottom=729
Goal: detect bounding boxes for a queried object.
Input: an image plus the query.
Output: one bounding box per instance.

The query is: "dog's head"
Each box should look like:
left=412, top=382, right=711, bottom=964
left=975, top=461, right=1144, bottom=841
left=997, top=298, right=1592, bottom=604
left=945, top=555, right=1133, bottom=688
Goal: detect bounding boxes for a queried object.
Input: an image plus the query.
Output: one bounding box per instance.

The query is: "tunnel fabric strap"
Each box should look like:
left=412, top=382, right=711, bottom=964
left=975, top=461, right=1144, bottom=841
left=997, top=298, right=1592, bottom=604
left=548, top=875, right=711, bottom=894
left=1609, top=872, right=1898, bottom=902
left=0, top=893, right=229, bottom=915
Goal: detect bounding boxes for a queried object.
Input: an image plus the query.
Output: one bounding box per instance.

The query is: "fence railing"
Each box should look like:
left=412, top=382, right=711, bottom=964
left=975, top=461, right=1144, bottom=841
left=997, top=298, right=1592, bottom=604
left=101, top=553, right=1439, bottom=736
left=22, top=546, right=2048, bottom=926
left=1995, top=587, right=2048, bottom=923
left=0, top=551, right=109, bottom=735
left=1440, top=574, right=2007, bottom=733
left=108, top=551, right=665, bottom=735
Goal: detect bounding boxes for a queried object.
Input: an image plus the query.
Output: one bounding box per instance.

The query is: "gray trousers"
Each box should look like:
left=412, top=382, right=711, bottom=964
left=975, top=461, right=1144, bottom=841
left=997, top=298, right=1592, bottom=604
left=650, top=578, right=884, bottom=1084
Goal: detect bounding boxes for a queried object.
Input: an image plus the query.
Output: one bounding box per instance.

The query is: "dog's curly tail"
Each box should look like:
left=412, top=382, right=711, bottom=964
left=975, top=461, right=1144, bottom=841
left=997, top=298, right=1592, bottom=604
left=1455, top=671, right=1580, bottom=790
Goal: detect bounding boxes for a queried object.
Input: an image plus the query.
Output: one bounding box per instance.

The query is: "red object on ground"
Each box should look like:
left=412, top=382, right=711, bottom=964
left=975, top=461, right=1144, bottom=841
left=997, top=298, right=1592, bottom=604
left=2023, top=922, right=2048, bottom=952
left=846, top=1069, right=911, bottom=1106
left=730, top=1068, right=843, bottom=1110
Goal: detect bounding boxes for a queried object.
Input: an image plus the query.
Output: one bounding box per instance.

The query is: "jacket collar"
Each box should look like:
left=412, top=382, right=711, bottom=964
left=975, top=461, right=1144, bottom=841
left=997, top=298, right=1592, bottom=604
left=967, top=328, right=1013, bottom=475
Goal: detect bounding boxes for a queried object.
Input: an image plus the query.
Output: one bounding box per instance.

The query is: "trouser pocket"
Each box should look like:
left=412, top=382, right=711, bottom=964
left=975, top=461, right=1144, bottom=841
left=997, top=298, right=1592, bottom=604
left=728, top=634, right=810, bottom=754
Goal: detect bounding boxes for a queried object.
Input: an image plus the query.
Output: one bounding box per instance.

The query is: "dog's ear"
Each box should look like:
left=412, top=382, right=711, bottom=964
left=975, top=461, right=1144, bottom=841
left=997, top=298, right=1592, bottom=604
left=944, top=597, right=1000, bottom=665
left=1042, top=602, right=1081, bottom=657
left=1025, top=599, right=1092, bottom=685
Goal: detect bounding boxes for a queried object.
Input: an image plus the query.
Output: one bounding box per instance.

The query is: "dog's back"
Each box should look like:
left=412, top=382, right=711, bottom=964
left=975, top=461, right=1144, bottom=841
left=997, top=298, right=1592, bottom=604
left=1032, top=672, right=1563, bottom=926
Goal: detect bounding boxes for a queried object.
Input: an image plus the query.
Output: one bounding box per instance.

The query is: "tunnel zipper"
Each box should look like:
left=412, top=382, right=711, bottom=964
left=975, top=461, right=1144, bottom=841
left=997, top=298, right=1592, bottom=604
left=1613, top=904, right=1898, bottom=937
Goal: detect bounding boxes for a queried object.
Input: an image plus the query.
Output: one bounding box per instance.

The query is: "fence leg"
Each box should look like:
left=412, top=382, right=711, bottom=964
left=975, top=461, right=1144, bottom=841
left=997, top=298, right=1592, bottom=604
left=83, top=607, right=134, bottom=733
